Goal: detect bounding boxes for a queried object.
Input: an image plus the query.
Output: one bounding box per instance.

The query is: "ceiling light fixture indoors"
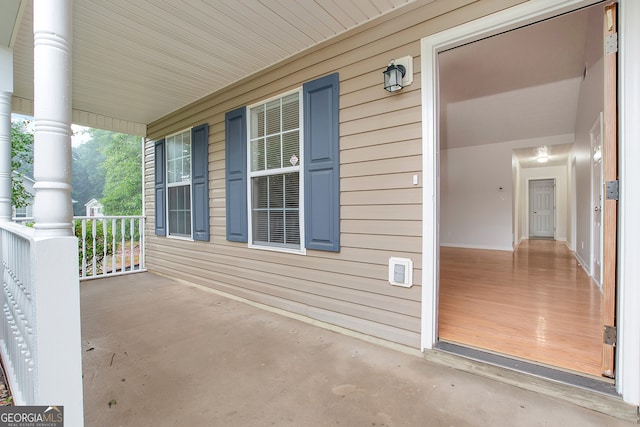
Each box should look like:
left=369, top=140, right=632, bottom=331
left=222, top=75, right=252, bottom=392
left=536, top=146, right=550, bottom=163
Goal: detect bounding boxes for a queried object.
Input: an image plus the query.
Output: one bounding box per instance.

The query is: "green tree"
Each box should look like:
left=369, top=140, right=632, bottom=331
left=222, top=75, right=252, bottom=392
left=10, top=120, right=34, bottom=209
left=71, top=136, right=105, bottom=215
left=99, top=132, right=142, bottom=215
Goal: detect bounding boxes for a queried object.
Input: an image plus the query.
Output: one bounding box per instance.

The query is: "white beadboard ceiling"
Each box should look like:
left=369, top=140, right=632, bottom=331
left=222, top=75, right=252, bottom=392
left=9, top=0, right=416, bottom=133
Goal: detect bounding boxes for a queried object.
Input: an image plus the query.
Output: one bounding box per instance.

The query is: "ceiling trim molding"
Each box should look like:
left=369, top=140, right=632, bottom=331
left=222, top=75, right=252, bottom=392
left=11, top=96, right=147, bottom=136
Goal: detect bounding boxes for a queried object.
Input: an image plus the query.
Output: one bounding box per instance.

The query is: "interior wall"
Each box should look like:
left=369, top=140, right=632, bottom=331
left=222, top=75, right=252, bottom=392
left=513, top=156, right=521, bottom=245
left=440, top=142, right=513, bottom=251
left=519, top=164, right=569, bottom=242
left=573, top=7, right=605, bottom=269
left=441, top=134, right=573, bottom=251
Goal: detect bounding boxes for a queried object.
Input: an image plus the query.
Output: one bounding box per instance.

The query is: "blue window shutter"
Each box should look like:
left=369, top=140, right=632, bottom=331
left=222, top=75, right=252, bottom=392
left=154, top=139, right=166, bottom=236
left=191, top=124, right=210, bottom=241
left=303, top=73, right=340, bottom=252
left=225, top=107, right=248, bottom=242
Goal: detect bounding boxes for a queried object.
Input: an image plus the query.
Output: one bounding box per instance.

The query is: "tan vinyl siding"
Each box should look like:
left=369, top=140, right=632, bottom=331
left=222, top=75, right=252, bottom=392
left=144, top=0, right=526, bottom=348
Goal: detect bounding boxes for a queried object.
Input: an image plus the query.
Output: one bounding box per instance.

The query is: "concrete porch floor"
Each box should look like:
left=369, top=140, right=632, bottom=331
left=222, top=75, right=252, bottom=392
left=81, top=272, right=635, bottom=426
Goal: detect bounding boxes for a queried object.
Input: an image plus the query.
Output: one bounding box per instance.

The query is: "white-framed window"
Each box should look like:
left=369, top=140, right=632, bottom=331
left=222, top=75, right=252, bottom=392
left=225, top=73, right=339, bottom=252
left=14, top=205, right=28, bottom=218
left=166, top=128, right=192, bottom=238
left=248, top=91, right=304, bottom=252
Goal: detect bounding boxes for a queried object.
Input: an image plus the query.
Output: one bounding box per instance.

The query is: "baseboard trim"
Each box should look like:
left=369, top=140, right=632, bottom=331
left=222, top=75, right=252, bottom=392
left=426, top=342, right=638, bottom=423
left=440, top=243, right=514, bottom=252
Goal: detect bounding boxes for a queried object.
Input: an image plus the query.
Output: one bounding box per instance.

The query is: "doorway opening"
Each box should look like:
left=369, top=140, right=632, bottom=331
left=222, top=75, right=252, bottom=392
left=433, top=2, right=615, bottom=380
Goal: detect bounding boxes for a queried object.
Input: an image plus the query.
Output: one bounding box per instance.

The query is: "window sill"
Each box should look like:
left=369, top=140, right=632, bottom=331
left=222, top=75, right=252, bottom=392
left=166, top=234, right=194, bottom=242
left=248, top=243, right=306, bottom=256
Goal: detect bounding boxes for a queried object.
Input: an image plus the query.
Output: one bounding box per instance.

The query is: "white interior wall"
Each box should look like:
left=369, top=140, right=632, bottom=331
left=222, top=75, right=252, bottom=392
left=441, top=134, right=573, bottom=251
left=440, top=143, right=514, bottom=251
left=573, top=59, right=604, bottom=269
left=518, top=165, right=569, bottom=242
left=513, top=156, right=521, bottom=245
left=568, top=155, right=577, bottom=251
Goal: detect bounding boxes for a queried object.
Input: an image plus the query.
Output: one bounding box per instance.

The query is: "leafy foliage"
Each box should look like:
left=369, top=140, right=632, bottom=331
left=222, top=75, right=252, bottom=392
left=72, top=136, right=106, bottom=215
left=71, top=129, right=141, bottom=216
left=75, top=219, right=114, bottom=274
left=99, top=132, right=142, bottom=215
left=10, top=120, right=34, bottom=209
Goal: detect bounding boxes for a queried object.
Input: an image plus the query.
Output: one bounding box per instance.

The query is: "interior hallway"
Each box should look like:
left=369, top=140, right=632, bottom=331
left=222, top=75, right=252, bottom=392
left=439, top=239, right=602, bottom=377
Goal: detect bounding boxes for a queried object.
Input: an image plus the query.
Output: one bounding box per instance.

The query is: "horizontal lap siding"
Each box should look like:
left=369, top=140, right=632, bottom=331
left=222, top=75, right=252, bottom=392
left=144, top=0, right=525, bottom=348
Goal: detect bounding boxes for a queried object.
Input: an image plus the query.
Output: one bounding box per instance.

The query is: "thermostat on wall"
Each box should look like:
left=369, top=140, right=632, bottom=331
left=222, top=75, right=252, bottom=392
left=388, top=257, right=413, bottom=287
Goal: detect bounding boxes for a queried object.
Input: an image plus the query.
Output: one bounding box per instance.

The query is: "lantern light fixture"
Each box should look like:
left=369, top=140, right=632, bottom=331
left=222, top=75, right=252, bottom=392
left=384, top=62, right=406, bottom=92
left=382, top=56, right=413, bottom=93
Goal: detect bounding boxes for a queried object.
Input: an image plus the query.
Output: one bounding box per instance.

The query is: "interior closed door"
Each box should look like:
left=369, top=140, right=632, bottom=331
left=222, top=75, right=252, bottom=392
left=529, top=179, right=555, bottom=238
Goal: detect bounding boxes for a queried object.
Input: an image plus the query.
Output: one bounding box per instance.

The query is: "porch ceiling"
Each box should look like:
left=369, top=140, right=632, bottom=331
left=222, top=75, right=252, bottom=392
left=9, top=0, right=416, bottom=134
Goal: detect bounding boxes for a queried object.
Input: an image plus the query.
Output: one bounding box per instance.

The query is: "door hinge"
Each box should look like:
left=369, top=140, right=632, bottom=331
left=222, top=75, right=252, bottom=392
left=606, top=180, right=619, bottom=200
left=604, top=325, right=617, bottom=346
left=606, top=33, right=618, bottom=54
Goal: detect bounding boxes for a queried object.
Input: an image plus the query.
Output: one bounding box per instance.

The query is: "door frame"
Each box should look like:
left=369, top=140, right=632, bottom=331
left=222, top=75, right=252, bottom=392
left=528, top=178, right=556, bottom=239
left=420, top=0, right=640, bottom=405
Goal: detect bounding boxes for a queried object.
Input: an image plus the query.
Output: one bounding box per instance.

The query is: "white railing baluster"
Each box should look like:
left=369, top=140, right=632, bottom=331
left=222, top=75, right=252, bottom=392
left=120, top=218, right=125, bottom=273
left=0, top=224, right=37, bottom=404
left=91, top=218, right=97, bottom=277
left=129, top=218, right=135, bottom=272
left=111, top=218, right=116, bottom=274
left=69, top=215, right=145, bottom=280
left=140, top=217, right=145, bottom=270
left=81, top=219, right=87, bottom=278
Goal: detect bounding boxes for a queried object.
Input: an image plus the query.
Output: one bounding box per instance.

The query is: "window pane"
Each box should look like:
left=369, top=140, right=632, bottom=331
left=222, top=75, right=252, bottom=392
left=182, top=137, right=191, bottom=181
left=252, top=176, right=268, bottom=209
left=270, top=211, right=284, bottom=244
left=284, top=172, right=299, bottom=208
left=282, top=93, right=299, bottom=131
left=168, top=185, right=191, bottom=237
left=285, top=211, right=300, bottom=244
left=269, top=175, right=283, bottom=208
left=282, top=131, right=299, bottom=167
left=265, top=99, right=280, bottom=135
left=251, top=138, right=265, bottom=171
left=167, top=130, right=191, bottom=184
left=253, top=211, right=268, bottom=242
left=251, top=172, right=300, bottom=247
left=266, top=135, right=281, bottom=170
left=251, top=104, right=265, bottom=138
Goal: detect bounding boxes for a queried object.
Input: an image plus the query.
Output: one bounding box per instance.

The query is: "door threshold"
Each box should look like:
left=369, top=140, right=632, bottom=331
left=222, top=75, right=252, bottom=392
left=427, top=341, right=638, bottom=422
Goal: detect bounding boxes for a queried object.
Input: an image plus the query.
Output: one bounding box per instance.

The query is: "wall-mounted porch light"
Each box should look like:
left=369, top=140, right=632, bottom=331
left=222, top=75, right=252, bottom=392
left=383, top=56, right=413, bottom=92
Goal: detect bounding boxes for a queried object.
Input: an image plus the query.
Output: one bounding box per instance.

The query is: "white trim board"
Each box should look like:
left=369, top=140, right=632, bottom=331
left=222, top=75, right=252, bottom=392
left=440, top=243, right=513, bottom=252
left=420, top=0, right=640, bottom=406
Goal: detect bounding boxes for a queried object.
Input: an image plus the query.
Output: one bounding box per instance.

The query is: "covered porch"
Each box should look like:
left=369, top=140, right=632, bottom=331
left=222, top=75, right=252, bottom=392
left=81, top=272, right=634, bottom=426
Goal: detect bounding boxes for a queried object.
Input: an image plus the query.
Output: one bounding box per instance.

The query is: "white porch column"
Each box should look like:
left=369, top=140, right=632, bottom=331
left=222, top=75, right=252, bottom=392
left=31, top=1, right=84, bottom=426
left=32, top=0, right=74, bottom=237
left=0, top=47, right=13, bottom=222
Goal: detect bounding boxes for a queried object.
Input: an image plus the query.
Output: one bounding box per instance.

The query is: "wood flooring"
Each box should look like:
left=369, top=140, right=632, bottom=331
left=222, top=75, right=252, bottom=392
left=438, top=240, right=603, bottom=377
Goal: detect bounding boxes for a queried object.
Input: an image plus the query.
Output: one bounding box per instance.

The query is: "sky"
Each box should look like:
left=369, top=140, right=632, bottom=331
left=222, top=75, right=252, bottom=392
left=11, top=113, right=91, bottom=147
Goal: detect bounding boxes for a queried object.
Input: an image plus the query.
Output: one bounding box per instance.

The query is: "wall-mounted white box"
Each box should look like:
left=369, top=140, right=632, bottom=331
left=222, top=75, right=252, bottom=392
left=388, top=257, right=413, bottom=287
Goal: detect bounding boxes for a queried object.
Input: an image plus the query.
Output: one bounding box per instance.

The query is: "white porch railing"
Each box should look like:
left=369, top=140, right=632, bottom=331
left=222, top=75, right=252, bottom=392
left=74, top=216, right=146, bottom=280
left=0, top=221, right=83, bottom=413
left=0, top=223, right=35, bottom=404
left=13, top=216, right=147, bottom=280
